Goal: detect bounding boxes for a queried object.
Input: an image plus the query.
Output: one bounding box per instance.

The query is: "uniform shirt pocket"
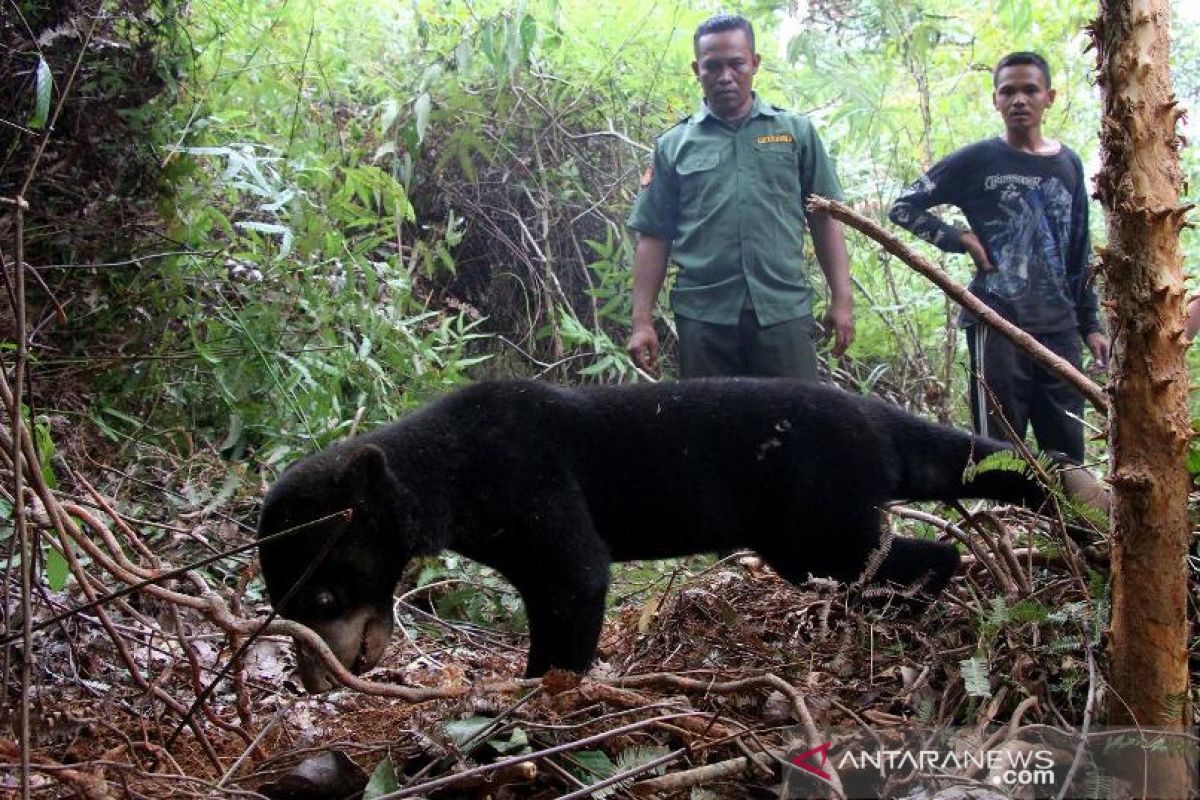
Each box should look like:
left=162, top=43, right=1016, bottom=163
left=676, top=151, right=723, bottom=215
left=753, top=142, right=800, bottom=198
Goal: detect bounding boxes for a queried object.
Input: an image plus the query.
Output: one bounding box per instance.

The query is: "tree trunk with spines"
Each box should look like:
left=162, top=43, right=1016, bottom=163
left=1090, top=1, right=1192, bottom=795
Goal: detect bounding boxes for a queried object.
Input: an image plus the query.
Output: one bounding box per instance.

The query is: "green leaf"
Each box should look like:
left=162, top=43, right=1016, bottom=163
left=235, top=221, right=294, bottom=258
left=480, top=19, right=499, bottom=69
left=379, top=99, right=399, bottom=135
left=506, top=18, right=523, bottom=75
left=444, top=716, right=495, bottom=746
left=488, top=727, right=529, bottom=755
left=1187, top=435, right=1200, bottom=476
left=218, top=413, right=244, bottom=452
left=363, top=756, right=398, bottom=800
left=200, top=473, right=243, bottom=516
left=961, top=449, right=1029, bottom=482
left=572, top=749, right=617, bottom=779
left=455, top=39, right=472, bottom=73
left=32, top=415, right=58, bottom=490
left=413, top=93, right=432, bottom=145
left=519, top=13, right=537, bottom=56
left=46, top=546, right=70, bottom=592
left=29, top=57, right=52, bottom=130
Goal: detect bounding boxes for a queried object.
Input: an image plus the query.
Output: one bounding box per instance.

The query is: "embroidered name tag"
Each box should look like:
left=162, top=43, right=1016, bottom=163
left=757, top=134, right=794, bottom=144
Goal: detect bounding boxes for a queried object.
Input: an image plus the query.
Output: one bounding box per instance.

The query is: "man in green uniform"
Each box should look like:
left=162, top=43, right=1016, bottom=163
left=626, top=13, right=854, bottom=379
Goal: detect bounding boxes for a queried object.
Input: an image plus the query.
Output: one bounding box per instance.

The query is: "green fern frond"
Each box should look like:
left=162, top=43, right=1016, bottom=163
left=960, top=656, right=993, bottom=698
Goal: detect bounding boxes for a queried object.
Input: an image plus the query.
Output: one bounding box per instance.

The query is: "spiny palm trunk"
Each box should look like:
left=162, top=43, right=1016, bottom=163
left=1091, top=1, right=1192, bottom=795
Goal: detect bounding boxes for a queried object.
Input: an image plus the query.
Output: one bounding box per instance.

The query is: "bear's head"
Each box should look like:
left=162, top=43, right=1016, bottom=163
left=257, top=441, right=414, bottom=692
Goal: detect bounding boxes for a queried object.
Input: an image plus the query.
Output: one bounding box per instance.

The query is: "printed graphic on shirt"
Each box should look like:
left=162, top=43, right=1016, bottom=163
left=981, top=174, right=1073, bottom=303
left=891, top=175, right=948, bottom=244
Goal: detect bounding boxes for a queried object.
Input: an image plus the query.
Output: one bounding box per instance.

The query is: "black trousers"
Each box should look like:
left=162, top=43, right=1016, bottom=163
left=676, top=310, right=819, bottom=380
left=965, top=324, right=1086, bottom=463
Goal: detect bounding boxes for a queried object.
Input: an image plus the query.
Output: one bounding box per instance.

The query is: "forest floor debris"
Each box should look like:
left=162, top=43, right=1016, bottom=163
left=6, top=430, right=1186, bottom=799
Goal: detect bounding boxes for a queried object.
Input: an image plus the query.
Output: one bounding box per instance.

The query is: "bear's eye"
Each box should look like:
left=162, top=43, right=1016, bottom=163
left=312, top=589, right=338, bottom=615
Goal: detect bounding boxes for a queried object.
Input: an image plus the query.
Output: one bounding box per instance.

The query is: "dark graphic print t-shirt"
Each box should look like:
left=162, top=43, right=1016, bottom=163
left=888, top=137, right=1100, bottom=335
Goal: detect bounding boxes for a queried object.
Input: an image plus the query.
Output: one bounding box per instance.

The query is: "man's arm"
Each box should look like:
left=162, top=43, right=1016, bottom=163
left=886, top=152, right=999, bottom=269
left=627, top=234, right=670, bottom=372
left=1067, top=153, right=1108, bottom=367
left=808, top=210, right=854, bottom=357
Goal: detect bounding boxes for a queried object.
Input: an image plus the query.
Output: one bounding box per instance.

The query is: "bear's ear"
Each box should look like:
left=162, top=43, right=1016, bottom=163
left=337, top=442, right=391, bottom=489
left=337, top=443, right=417, bottom=540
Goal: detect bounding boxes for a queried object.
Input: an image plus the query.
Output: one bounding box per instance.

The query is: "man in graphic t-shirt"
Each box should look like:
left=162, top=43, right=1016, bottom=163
left=888, top=51, right=1108, bottom=463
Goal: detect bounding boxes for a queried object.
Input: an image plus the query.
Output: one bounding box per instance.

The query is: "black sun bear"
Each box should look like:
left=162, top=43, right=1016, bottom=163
left=257, top=378, right=1083, bottom=692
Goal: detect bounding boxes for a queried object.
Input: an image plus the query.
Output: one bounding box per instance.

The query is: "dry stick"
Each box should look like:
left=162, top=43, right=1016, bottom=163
left=163, top=504, right=360, bottom=750
left=971, top=510, right=1033, bottom=595
left=73, top=468, right=159, bottom=561
left=8, top=173, right=33, bottom=800
left=612, top=672, right=847, bottom=800
left=1057, top=629, right=1099, bottom=800
left=0, top=513, right=349, bottom=645
left=50, top=523, right=224, bottom=770
left=949, top=500, right=1025, bottom=597
left=631, top=749, right=783, bottom=796
left=33, top=482, right=475, bottom=704
left=895, top=502, right=1015, bottom=594
left=217, top=710, right=284, bottom=788
left=568, top=682, right=740, bottom=739
left=806, top=195, right=1108, bottom=415
left=165, top=599, right=255, bottom=747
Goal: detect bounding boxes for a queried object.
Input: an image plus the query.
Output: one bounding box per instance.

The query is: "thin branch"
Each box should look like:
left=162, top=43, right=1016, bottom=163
left=806, top=195, right=1108, bottom=414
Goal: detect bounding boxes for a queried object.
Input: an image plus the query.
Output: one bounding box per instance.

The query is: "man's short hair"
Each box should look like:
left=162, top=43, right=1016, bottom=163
left=694, top=14, right=755, bottom=54
left=993, top=51, right=1052, bottom=89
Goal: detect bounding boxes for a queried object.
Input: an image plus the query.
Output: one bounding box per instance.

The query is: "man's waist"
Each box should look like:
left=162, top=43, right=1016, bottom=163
left=671, top=281, right=813, bottom=327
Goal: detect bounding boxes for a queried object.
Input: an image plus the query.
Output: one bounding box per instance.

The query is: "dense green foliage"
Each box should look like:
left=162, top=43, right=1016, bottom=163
left=79, top=0, right=1199, bottom=464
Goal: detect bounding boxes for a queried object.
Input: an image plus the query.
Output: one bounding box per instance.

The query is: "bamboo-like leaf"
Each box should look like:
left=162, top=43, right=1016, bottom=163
left=235, top=221, right=294, bottom=258
left=379, top=99, right=399, bottom=135
left=29, top=57, right=52, bottom=130
left=414, top=93, right=432, bottom=145
left=519, top=13, right=537, bottom=56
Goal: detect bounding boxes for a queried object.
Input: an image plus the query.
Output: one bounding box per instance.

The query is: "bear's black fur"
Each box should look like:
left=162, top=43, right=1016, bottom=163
left=257, top=378, right=1060, bottom=690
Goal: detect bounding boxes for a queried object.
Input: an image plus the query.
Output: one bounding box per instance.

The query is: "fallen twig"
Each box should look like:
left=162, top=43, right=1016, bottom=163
left=630, top=748, right=782, bottom=796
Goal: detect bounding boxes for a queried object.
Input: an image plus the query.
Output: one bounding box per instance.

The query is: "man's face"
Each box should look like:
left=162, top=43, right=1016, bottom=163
left=993, top=64, right=1055, bottom=133
left=692, top=29, right=760, bottom=120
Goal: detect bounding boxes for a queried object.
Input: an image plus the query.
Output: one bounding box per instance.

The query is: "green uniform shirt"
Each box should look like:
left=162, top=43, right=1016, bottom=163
left=628, top=95, right=845, bottom=326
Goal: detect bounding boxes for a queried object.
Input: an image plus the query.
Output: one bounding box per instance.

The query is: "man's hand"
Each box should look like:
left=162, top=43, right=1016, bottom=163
left=627, top=322, right=660, bottom=373
left=960, top=231, right=995, bottom=273
left=823, top=299, right=854, bottom=357
left=628, top=234, right=669, bottom=375
left=808, top=211, right=855, bottom=357
left=1086, top=331, right=1110, bottom=371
